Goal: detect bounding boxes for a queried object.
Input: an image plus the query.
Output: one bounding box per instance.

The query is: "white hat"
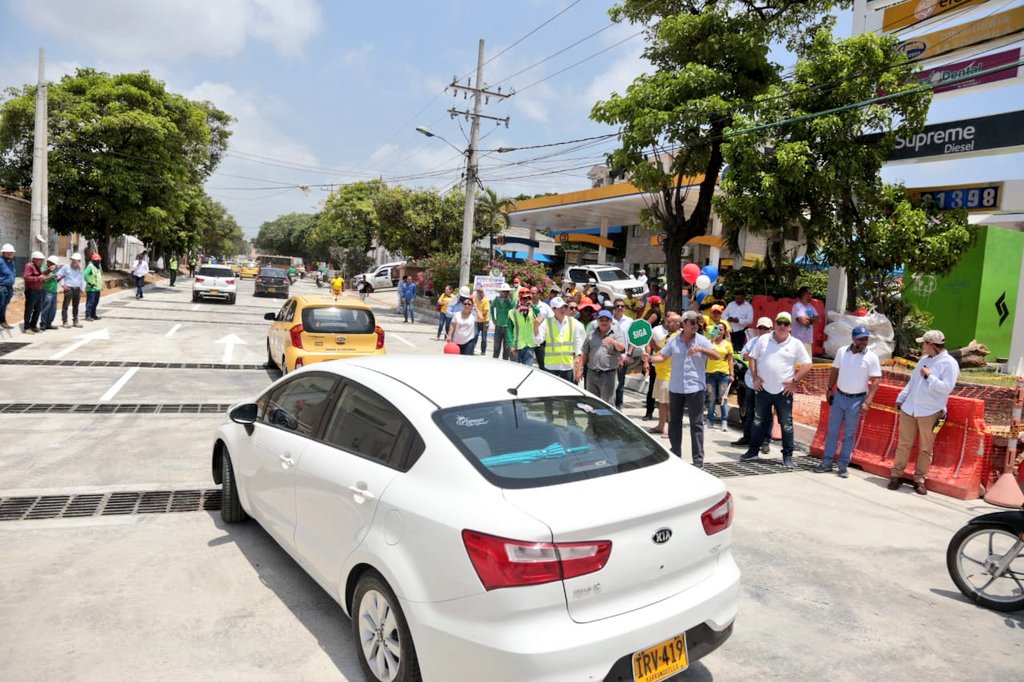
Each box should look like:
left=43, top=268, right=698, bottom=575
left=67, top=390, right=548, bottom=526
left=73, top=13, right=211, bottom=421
left=1, top=243, right=13, bottom=253
left=71, top=252, right=82, bottom=260
left=458, top=285, right=472, bottom=298
left=498, top=283, right=512, bottom=292
left=756, top=317, right=773, bottom=329
left=46, top=255, right=59, bottom=264
left=549, top=296, right=566, bottom=309
left=31, top=250, right=45, bottom=259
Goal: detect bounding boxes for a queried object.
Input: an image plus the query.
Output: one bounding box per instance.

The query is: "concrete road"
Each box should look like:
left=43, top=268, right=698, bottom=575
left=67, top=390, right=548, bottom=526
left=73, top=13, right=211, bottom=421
left=1, top=277, right=1020, bottom=681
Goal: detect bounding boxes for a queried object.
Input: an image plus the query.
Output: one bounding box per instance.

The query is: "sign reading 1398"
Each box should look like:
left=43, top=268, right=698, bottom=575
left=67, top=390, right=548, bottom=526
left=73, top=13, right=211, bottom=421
left=911, top=182, right=1002, bottom=212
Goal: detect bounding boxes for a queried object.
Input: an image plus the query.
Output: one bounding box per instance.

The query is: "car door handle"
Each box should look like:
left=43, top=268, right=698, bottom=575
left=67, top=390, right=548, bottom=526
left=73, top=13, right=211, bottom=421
left=279, top=453, right=295, bottom=467
left=348, top=485, right=375, bottom=500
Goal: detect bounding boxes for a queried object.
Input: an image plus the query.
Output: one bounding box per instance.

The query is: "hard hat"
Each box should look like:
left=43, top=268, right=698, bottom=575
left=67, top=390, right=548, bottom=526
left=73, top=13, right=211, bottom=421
left=91, top=253, right=102, bottom=260
left=31, top=250, right=45, bottom=259
left=71, top=252, right=82, bottom=260
left=458, top=285, right=472, bottom=299
left=46, top=255, right=59, bottom=264
left=1, top=243, right=14, bottom=253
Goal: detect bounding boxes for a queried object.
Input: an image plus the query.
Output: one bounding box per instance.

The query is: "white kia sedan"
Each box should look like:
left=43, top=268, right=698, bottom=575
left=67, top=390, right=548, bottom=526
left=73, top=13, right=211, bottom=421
left=213, top=356, right=739, bottom=682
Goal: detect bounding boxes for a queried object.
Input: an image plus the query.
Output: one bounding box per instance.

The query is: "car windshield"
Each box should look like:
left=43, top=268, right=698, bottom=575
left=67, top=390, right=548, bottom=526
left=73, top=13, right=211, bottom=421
left=198, top=267, right=234, bottom=277
left=435, top=397, right=666, bottom=488
left=597, top=269, right=630, bottom=282
left=260, top=268, right=286, bottom=277
left=301, top=306, right=375, bottom=334
left=244, top=261, right=258, bottom=268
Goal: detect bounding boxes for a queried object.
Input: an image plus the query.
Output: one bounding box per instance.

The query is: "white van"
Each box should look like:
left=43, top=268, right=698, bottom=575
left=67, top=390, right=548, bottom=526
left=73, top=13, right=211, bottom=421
left=358, top=261, right=405, bottom=292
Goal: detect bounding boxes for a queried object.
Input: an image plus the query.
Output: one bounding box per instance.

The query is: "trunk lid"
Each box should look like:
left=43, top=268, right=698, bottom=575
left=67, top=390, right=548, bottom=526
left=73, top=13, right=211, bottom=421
left=502, top=461, right=729, bottom=623
left=299, top=305, right=381, bottom=354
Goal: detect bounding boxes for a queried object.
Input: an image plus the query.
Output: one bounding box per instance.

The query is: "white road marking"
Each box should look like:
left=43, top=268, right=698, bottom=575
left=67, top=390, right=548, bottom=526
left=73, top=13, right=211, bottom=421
left=100, top=367, right=139, bottom=402
left=388, top=332, right=415, bottom=347
left=49, top=328, right=110, bottom=359
left=192, top=304, right=201, bottom=311
left=216, top=333, right=248, bottom=363
left=164, top=323, right=182, bottom=338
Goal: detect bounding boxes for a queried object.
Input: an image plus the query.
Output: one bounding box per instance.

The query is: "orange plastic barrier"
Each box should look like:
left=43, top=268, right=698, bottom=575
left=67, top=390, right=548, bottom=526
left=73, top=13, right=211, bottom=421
left=810, top=383, right=992, bottom=499
left=751, top=295, right=826, bottom=355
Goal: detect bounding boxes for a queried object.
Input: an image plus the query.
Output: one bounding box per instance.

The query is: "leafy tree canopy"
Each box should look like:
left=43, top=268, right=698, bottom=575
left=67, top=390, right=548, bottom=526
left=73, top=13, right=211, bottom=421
left=315, top=179, right=386, bottom=274
left=253, top=212, right=320, bottom=260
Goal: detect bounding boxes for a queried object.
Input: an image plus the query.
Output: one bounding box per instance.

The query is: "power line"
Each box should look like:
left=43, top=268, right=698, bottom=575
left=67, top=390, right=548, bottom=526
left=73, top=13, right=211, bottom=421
left=484, top=0, right=585, bottom=67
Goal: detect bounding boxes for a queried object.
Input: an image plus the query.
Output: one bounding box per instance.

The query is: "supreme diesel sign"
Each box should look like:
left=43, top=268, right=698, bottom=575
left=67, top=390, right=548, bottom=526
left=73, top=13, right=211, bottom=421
left=875, top=110, right=1024, bottom=162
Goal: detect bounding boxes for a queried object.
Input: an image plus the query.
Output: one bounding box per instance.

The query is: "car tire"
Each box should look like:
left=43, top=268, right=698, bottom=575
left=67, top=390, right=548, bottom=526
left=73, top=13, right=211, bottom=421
left=192, top=292, right=200, bottom=302
left=352, top=572, right=422, bottom=682
left=220, top=449, right=248, bottom=523
left=281, top=356, right=289, bottom=375
left=229, top=294, right=236, bottom=305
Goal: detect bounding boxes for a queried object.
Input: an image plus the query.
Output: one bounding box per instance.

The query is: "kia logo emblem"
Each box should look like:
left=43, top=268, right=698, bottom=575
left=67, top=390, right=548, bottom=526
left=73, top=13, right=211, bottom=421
left=652, top=528, right=672, bottom=544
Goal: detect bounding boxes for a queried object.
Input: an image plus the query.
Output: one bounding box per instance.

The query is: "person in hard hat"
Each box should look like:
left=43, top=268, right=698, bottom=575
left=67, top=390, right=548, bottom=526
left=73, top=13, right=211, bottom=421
left=0, top=243, right=16, bottom=329
left=58, top=253, right=86, bottom=328
left=22, top=251, right=47, bottom=333
left=40, top=255, right=64, bottom=330
left=83, top=253, right=104, bottom=321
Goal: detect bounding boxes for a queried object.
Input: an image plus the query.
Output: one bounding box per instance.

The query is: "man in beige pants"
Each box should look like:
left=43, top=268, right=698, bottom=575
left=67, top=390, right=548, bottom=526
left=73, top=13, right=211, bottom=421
left=888, top=330, right=959, bottom=495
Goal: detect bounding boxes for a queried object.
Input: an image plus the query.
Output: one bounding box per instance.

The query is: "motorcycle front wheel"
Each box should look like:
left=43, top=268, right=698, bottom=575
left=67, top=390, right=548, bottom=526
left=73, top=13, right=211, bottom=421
left=946, top=523, right=1024, bottom=612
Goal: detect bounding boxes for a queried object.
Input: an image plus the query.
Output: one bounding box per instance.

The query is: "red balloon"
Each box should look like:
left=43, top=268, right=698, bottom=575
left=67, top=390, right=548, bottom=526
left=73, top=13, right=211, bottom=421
left=443, top=342, right=462, bottom=354
left=682, top=263, right=701, bottom=284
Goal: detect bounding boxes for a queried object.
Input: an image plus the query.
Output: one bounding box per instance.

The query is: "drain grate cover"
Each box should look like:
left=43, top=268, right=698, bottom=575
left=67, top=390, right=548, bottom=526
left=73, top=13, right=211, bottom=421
left=703, top=455, right=821, bottom=478
left=0, top=489, right=222, bottom=521
left=0, top=402, right=233, bottom=414
left=0, top=359, right=275, bottom=371
left=0, top=342, right=30, bottom=357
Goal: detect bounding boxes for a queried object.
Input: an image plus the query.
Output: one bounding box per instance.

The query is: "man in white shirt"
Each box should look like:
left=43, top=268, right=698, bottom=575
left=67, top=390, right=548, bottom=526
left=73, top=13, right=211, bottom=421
left=530, top=285, right=554, bottom=370
left=636, top=269, right=648, bottom=285
left=732, top=317, right=774, bottom=453
left=724, top=291, right=754, bottom=350
left=740, top=311, right=812, bottom=468
left=542, top=297, right=586, bottom=384
left=888, top=329, right=960, bottom=495
left=131, top=251, right=150, bottom=299
left=815, top=325, right=881, bottom=478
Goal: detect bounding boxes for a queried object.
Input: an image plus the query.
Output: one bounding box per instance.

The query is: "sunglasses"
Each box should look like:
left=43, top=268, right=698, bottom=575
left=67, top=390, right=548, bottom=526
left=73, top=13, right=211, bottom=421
left=568, top=306, right=578, bottom=310
left=775, top=320, right=791, bottom=326
left=615, top=305, right=625, bottom=309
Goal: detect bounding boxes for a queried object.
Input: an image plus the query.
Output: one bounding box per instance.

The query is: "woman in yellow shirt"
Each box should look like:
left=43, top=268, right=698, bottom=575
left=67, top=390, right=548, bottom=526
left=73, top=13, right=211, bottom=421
left=435, top=285, right=455, bottom=340
left=472, top=287, right=491, bottom=355
left=706, top=321, right=734, bottom=431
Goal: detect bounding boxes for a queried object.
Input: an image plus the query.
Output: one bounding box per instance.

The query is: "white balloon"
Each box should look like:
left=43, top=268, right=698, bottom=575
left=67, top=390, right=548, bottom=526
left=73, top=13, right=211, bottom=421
left=695, top=274, right=711, bottom=290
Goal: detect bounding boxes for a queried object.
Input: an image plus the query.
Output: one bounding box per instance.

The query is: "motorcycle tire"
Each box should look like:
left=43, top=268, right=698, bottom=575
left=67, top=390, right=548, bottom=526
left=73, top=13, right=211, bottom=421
left=946, top=522, right=1024, bottom=612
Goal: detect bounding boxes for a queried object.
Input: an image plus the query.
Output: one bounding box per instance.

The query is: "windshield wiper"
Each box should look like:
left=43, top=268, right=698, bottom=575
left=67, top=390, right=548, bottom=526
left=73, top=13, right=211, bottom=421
left=481, top=443, right=591, bottom=467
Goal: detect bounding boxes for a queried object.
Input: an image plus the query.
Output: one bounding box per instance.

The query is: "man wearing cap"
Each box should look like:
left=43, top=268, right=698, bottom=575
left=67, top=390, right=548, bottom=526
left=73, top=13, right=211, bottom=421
left=647, top=310, right=720, bottom=467
left=40, top=255, right=63, bottom=330
left=580, top=310, right=627, bottom=402
left=888, top=330, right=959, bottom=495
left=733, top=317, right=775, bottom=453
left=740, top=311, right=813, bottom=468
left=58, top=254, right=86, bottom=328
left=815, top=326, right=881, bottom=477
left=491, top=283, right=514, bottom=360
left=724, top=291, right=754, bottom=350
left=21, top=251, right=47, bottom=333
left=611, top=298, right=635, bottom=409
left=0, top=243, right=17, bottom=329
left=542, top=297, right=585, bottom=383
left=507, top=287, right=542, bottom=366
left=83, top=253, right=103, bottom=321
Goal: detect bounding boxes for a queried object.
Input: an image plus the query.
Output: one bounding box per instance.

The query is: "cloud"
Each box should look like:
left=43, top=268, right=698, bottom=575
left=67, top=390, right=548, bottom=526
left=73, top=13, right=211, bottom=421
left=11, top=0, right=321, bottom=61
left=583, top=44, right=647, bottom=106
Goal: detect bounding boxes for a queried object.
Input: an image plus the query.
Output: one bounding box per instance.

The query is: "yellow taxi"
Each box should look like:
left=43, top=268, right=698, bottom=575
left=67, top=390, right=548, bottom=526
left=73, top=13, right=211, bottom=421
left=240, top=261, right=260, bottom=278
left=264, top=294, right=386, bottom=373
left=228, top=261, right=242, bottom=275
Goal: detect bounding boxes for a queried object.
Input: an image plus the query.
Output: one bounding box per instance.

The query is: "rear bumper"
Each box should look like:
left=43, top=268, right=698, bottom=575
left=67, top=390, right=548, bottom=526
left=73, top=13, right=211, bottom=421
left=404, top=553, right=739, bottom=682
left=255, top=285, right=289, bottom=295
left=194, top=288, right=235, bottom=300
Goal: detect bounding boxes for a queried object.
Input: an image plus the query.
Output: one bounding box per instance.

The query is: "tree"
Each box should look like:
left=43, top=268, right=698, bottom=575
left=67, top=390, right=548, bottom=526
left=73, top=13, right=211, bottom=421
left=0, top=68, right=232, bottom=268
left=253, top=212, right=319, bottom=259
left=716, top=26, right=974, bottom=324
left=315, top=180, right=386, bottom=274
left=590, top=0, right=842, bottom=312
left=476, top=187, right=512, bottom=249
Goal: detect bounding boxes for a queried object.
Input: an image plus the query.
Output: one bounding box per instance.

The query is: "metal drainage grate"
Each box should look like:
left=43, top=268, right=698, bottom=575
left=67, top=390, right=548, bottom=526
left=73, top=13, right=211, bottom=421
left=703, top=455, right=821, bottom=478
left=0, top=489, right=222, bottom=521
left=0, top=342, right=30, bottom=357
left=0, top=359, right=274, bottom=371
left=98, top=315, right=266, bottom=326
left=0, top=402, right=233, bottom=414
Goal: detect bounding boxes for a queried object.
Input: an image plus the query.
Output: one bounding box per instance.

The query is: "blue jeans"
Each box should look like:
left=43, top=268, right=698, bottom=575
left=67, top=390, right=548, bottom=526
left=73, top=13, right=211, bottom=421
left=546, top=368, right=575, bottom=383
left=458, top=339, right=477, bottom=355
left=492, top=325, right=509, bottom=360
left=85, top=290, right=100, bottom=318
left=436, top=313, right=450, bottom=339
left=402, top=299, right=415, bottom=322
left=745, top=391, right=794, bottom=458
left=615, top=364, right=626, bottom=408
left=475, top=322, right=488, bottom=355
left=135, top=275, right=145, bottom=297
left=822, top=392, right=865, bottom=469
left=706, top=372, right=730, bottom=424
left=511, top=346, right=535, bottom=366
left=0, top=283, right=12, bottom=324
left=741, top=385, right=773, bottom=443
left=41, top=291, right=58, bottom=328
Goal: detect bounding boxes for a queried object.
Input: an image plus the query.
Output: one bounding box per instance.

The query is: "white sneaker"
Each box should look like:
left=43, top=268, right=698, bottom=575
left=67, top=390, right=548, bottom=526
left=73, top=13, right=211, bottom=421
left=721, top=421, right=728, bottom=432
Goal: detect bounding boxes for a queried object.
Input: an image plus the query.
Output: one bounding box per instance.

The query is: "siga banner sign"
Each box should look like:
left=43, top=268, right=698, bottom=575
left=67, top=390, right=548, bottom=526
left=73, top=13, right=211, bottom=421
left=897, top=7, right=1024, bottom=62
left=883, top=0, right=987, bottom=33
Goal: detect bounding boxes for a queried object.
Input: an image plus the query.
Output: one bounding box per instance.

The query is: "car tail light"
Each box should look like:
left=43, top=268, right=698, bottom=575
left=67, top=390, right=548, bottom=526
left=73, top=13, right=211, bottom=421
left=375, top=325, right=385, bottom=349
left=195, top=277, right=205, bottom=283
left=294, top=357, right=304, bottom=369
left=462, top=530, right=611, bottom=591
left=701, top=492, right=734, bottom=535
left=289, top=324, right=304, bottom=349
left=254, top=277, right=261, bottom=284
left=225, top=279, right=236, bottom=284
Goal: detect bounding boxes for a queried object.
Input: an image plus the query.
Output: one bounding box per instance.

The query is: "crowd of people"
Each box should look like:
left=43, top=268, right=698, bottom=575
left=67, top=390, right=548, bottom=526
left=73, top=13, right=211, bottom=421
left=0, top=244, right=108, bottom=332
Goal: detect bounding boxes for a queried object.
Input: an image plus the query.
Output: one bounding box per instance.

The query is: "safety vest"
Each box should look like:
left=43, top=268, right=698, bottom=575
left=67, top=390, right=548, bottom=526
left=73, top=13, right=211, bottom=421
left=545, top=317, right=576, bottom=366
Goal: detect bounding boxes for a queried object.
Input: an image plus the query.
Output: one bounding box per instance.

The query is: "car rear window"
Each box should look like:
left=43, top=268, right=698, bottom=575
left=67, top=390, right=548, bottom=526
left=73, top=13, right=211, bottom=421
left=260, top=268, right=286, bottom=277
left=301, top=306, right=375, bottom=334
left=435, top=397, right=667, bottom=488
left=198, top=267, right=234, bottom=277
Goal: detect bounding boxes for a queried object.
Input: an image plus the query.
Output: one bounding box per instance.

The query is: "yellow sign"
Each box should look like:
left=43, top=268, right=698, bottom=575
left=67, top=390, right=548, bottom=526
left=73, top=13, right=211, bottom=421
left=898, top=7, right=1024, bottom=61
left=648, top=233, right=667, bottom=247
left=883, top=0, right=987, bottom=33
left=555, top=233, right=614, bottom=248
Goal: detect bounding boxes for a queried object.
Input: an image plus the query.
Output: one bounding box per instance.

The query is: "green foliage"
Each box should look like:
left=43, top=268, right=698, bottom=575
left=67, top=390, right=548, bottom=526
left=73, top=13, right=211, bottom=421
left=487, top=259, right=552, bottom=290
left=253, top=212, right=320, bottom=260
left=722, top=259, right=827, bottom=299
left=0, top=68, right=233, bottom=267
left=315, top=180, right=386, bottom=272
left=411, top=250, right=491, bottom=296
left=888, top=297, right=933, bottom=358
left=591, top=0, right=844, bottom=313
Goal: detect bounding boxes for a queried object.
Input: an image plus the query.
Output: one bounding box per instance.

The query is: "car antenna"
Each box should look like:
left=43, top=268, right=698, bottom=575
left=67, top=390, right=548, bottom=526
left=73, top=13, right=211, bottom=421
left=508, top=370, right=534, bottom=396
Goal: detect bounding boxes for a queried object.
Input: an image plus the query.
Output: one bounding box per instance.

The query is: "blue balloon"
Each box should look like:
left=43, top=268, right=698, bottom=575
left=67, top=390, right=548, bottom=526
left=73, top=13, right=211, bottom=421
left=696, top=291, right=707, bottom=304
left=701, top=265, right=718, bottom=282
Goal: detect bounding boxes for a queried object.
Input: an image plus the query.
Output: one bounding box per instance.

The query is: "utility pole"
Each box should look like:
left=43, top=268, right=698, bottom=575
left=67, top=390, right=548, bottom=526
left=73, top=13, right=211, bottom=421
left=447, top=39, right=510, bottom=287
left=30, top=48, right=48, bottom=251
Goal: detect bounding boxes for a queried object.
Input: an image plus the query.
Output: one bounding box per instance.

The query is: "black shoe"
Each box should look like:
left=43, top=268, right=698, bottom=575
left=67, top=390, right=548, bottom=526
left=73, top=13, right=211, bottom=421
left=731, top=438, right=749, bottom=447
left=782, top=456, right=795, bottom=469
left=887, top=476, right=902, bottom=491
left=914, top=482, right=927, bottom=495
left=739, top=453, right=760, bottom=462
left=813, top=463, right=832, bottom=473
left=642, top=413, right=654, bottom=421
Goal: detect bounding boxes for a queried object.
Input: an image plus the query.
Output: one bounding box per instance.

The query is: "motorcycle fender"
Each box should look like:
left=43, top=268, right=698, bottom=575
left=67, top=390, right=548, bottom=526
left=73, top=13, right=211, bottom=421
left=968, top=511, right=1024, bottom=536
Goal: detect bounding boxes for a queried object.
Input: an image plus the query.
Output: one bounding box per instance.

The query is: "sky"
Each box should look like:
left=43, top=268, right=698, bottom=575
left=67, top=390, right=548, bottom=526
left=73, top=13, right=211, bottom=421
left=1, top=0, right=1021, bottom=238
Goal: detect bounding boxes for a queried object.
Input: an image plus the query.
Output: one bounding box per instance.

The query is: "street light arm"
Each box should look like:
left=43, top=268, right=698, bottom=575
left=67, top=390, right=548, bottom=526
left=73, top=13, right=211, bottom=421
left=415, top=126, right=466, bottom=156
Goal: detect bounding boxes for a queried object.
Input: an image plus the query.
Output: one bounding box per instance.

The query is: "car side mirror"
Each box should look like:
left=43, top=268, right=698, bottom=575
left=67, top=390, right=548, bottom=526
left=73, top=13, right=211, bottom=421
left=264, top=312, right=277, bottom=320
left=229, top=403, right=258, bottom=425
